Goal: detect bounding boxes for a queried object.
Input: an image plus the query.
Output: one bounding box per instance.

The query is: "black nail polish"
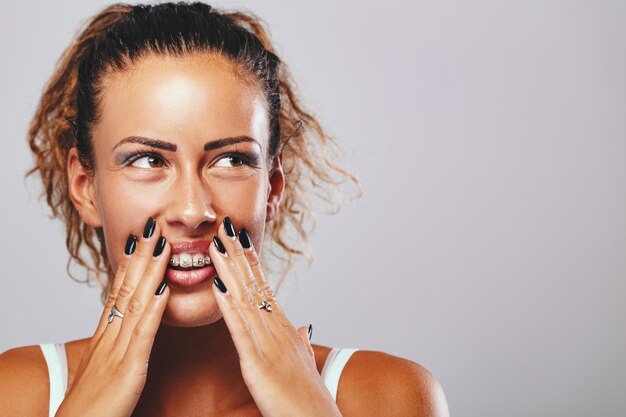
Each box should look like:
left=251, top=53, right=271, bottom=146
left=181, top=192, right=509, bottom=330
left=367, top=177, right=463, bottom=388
left=238, top=228, right=252, bottom=249
left=143, top=217, right=156, bottom=239
left=155, top=280, right=167, bottom=296
left=308, top=324, right=313, bottom=341
left=214, top=276, right=227, bottom=293
left=153, top=236, right=166, bottom=257
left=124, top=234, right=137, bottom=255
left=213, top=236, right=226, bottom=254
left=223, top=216, right=236, bottom=238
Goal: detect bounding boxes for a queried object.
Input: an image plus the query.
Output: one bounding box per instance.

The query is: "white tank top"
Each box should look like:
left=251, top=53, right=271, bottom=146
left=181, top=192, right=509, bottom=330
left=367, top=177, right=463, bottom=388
left=40, top=343, right=358, bottom=416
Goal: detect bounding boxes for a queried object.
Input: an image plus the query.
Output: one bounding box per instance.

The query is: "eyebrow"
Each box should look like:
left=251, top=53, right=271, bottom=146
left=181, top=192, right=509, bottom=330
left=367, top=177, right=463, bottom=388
left=113, top=136, right=177, bottom=152
left=204, top=135, right=259, bottom=151
left=112, top=135, right=260, bottom=152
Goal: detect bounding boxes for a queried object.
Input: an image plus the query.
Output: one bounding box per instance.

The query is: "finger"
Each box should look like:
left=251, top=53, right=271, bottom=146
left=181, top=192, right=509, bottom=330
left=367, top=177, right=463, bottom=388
left=115, top=236, right=170, bottom=352
left=209, top=231, right=259, bottom=315
left=296, top=325, right=315, bottom=360
left=112, top=218, right=161, bottom=321
left=209, top=234, right=270, bottom=336
left=121, top=282, right=170, bottom=376
left=211, top=276, right=261, bottom=362
left=91, top=234, right=136, bottom=345
left=77, top=234, right=137, bottom=376
left=236, top=227, right=289, bottom=325
left=217, top=218, right=263, bottom=304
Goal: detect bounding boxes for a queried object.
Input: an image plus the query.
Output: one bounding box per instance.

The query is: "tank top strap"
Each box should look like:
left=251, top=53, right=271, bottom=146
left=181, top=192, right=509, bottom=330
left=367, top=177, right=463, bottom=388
left=320, top=347, right=358, bottom=401
left=39, top=343, right=68, bottom=417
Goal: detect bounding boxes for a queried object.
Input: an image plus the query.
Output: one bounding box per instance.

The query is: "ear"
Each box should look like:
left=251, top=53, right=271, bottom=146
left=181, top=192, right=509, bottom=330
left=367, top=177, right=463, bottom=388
left=266, top=150, right=285, bottom=222
left=67, top=147, right=102, bottom=228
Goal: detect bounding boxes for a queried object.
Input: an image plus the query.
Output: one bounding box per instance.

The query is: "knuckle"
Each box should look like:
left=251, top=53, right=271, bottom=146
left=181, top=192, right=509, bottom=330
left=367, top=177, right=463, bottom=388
left=126, top=296, right=144, bottom=316
left=132, top=324, right=154, bottom=342
left=239, top=292, right=258, bottom=311
left=247, top=274, right=261, bottom=292
left=113, top=363, right=131, bottom=381
left=249, top=282, right=262, bottom=296
left=116, top=259, right=129, bottom=275
left=117, top=282, right=136, bottom=299
left=247, top=253, right=260, bottom=268
left=105, top=289, right=118, bottom=308
left=260, top=283, right=276, bottom=299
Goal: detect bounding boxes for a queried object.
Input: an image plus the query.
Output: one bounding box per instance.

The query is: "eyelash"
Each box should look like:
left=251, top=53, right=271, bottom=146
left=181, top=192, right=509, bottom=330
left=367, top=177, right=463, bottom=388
left=125, top=152, right=164, bottom=168
left=123, top=151, right=260, bottom=169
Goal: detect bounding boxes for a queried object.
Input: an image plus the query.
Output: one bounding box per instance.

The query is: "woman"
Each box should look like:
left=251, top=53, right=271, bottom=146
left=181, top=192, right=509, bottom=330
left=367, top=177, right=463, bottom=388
left=0, top=2, right=449, bottom=416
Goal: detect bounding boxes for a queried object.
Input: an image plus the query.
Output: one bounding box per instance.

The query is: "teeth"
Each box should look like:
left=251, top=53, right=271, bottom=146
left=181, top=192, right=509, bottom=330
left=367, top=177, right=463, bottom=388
left=169, top=252, right=212, bottom=269
left=179, top=253, right=192, bottom=268
left=193, top=254, right=204, bottom=267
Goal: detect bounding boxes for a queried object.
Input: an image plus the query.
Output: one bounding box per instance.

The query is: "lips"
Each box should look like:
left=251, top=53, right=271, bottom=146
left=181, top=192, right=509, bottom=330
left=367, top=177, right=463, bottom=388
left=166, top=263, right=215, bottom=288
left=169, top=240, right=212, bottom=254
left=165, top=240, right=215, bottom=288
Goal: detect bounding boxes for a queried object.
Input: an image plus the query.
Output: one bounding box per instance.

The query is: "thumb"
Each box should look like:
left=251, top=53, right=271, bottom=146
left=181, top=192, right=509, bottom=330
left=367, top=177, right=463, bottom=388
left=297, top=324, right=315, bottom=359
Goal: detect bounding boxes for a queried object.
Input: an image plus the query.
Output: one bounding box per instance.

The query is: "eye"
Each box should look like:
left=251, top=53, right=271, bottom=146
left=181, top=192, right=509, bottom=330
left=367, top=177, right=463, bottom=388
left=214, top=155, right=245, bottom=168
left=130, top=154, right=165, bottom=169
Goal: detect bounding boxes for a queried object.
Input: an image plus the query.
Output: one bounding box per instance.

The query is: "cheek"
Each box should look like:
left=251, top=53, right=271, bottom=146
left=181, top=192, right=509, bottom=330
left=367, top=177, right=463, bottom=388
left=210, top=176, right=269, bottom=237
left=96, top=177, right=164, bottom=271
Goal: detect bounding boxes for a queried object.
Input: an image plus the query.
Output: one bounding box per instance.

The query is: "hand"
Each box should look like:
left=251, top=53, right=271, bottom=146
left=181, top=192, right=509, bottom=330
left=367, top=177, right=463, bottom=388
left=55, top=218, right=171, bottom=417
left=210, top=217, right=342, bottom=417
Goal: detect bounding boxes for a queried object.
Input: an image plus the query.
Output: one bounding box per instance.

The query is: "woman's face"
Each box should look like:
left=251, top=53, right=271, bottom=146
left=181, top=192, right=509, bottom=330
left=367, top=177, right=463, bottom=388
left=76, top=53, right=283, bottom=327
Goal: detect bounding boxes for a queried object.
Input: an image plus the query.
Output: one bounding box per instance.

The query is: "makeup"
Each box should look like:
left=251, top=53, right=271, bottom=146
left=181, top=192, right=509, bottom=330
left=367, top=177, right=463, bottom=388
left=214, top=276, right=227, bottom=293
left=124, top=234, right=137, bottom=255
left=143, top=217, right=156, bottom=239
left=223, top=216, right=236, bottom=238
left=213, top=236, right=227, bottom=254
left=238, top=229, right=252, bottom=249
left=155, top=280, right=167, bottom=296
left=153, top=236, right=166, bottom=257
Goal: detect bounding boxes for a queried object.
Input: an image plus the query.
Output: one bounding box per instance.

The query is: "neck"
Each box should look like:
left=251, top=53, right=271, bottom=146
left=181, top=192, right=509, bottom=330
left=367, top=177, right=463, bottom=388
left=152, top=319, right=236, bottom=363
left=140, top=319, right=253, bottom=412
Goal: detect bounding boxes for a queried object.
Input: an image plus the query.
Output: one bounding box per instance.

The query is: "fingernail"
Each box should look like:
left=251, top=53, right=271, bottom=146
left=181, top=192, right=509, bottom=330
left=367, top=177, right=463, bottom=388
left=239, top=228, right=252, bottom=249
left=213, top=236, right=226, bottom=254
left=143, top=217, right=156, bottom=239
left=223, top=216, right=236, bottom=238
left=308, top=324, right=313, bottom=341
left=155, top=280, right=167, bottom=296
left=214, top=276, right=227, bottom=293
left=124, top=234, right=137, bottom=255
left=153, top=236, right=166, bottom=257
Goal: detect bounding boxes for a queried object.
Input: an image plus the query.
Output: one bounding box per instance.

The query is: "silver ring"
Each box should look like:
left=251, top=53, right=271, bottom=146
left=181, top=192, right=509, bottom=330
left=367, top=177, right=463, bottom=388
left=258, top=300, right=272, bottom=312
left=107, top=304, right=124, bottom=323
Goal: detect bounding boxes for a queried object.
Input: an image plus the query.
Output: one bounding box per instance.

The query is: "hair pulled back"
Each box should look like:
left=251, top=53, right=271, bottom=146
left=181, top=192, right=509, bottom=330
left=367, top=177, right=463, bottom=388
left=28, top=2, right=359, bottom=303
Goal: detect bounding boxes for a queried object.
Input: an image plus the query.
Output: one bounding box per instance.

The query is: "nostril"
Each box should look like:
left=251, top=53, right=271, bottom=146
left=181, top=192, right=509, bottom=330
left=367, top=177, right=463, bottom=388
left=162, top=176, right=217, bottom=230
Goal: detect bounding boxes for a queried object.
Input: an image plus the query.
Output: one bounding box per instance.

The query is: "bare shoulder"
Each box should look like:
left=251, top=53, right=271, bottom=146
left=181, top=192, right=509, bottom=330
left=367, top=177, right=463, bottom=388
left=0, top=338, right=89, bottom=416
left=338, top=349, right=449, bottom=417
left=0, top=344, right=50, bottom=416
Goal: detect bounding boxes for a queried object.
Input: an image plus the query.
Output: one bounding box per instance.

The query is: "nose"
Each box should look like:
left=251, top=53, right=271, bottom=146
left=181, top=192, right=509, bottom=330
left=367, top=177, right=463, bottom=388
left=163, top=167, right=217, bottom=232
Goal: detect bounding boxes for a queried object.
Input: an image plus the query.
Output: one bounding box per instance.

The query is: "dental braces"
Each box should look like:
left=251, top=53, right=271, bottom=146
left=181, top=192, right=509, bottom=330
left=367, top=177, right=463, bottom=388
left=169, top=255, right=212, bottom=268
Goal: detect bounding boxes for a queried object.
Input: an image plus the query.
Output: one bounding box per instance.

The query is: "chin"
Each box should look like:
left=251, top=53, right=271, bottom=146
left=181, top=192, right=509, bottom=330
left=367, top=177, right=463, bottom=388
left=161, top=287, right=223, bottom=327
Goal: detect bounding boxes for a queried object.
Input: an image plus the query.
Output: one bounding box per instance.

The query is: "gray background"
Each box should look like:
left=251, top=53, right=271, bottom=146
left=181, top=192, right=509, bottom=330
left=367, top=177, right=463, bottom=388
left=1, top=1, right=625, bottom=416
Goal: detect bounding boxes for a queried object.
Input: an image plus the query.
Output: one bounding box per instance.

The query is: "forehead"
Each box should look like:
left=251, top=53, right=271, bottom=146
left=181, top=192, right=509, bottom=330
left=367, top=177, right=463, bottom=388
left=92, top=53, right=269, bottom=151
